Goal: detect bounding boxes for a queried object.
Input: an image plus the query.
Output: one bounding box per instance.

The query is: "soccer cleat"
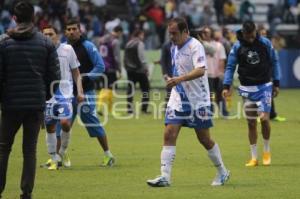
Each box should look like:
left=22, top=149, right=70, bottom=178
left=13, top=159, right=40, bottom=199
left=263, top=152, right=271, bottom=166
left=147, top=176, right=170, bottom=187
left=271, top=116, right=286, bottom=122
left=245, top=159, right=258, bottom=167
left=101, top=156, right=115, bottom=167
left=62, top=153, right=71, bottom=168
left=211, top=170, right=230, bottom=186
left=40, top=158, right=52, bottom=168
left=47, top=160, right=58, bottom=170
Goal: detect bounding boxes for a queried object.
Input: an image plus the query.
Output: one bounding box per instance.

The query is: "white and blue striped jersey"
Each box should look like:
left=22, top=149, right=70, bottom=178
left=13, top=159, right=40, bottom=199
left=167, top=37, right=211, bottom=112
left=48, top=43, right=80, bottom=102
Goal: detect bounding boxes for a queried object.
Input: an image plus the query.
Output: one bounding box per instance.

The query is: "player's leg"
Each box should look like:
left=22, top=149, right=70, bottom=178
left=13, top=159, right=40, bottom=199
left=195, top=128, right=230, bottom=186
left=0, top=111, right=22, bottom=197
left=244, top=100, right=259, bottom=166
left=21, top=111, right=43, bottom=198
left=138, top=73, right=150, bottom=114
left=147, top=124, right=181, bottom=187
left=260, top=112, right=271, bottom=165
left=79, top=90, right=114, bottom=166
left=126, top=71, right=137, bottom=114
left=43, top=103, right=60, bottom=170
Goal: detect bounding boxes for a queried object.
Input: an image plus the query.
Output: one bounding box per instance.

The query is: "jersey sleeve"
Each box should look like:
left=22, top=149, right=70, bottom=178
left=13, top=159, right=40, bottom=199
left=192, top=42, right=207, bottom=69
left=68, top=45, right=80, bottom=70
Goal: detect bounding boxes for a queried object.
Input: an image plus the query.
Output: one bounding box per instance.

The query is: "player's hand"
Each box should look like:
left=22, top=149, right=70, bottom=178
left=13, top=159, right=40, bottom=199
left=273, top=86, right=279, bottom=97
left=222, top=89, right=232, bottom=98
left=163, top=74, right=171, bottom=82
left=166, top=77, right=182, bottom=88
left=77, top=93, right=85, bottom=103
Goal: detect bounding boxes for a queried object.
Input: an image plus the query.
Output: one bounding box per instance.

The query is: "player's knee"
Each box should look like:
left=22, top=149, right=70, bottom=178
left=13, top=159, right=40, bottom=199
left=60, top=120, right=71, bottom=132
left=164, top=130, right=177, bottom=144
left=199, top=137, right=213, bottom=148
left=247, top=119, right=256, bottom=129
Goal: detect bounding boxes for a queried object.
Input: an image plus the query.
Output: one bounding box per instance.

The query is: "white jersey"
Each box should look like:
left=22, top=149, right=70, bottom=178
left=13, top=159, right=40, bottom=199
left=167, top=37, right=211, bottom=112
left=49, top=43, right=80, bottom=102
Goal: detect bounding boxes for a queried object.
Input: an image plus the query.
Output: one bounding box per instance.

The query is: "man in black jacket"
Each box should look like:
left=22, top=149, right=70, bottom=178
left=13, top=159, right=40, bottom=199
left=0, top=1, right=60, bottom=199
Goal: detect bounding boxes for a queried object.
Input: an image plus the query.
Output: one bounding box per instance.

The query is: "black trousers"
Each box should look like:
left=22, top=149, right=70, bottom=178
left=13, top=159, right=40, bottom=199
left=0, top=110, right=43, bottom=198
left=126, top=71, right=150, bottom=113
left=208, top=77, right=229, bottom=116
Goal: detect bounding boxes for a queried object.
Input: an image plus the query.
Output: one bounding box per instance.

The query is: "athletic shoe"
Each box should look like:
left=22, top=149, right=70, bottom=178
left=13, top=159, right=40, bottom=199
left=40, top=158, right=52, bottom=168
left=271, top=116, right=286, bottom=122
left=62, top=152, right=71, bottom=168
left=245, top=159, right=258, bottom=167
left=211, top=170, right=230, bottom=186
left=263, top=152, right=271, bottom=166
left=48, top=160, right=58, bottom=170
left=147, top=176, right=170, bottom=187
left=101, top=156, right=115, bottom=167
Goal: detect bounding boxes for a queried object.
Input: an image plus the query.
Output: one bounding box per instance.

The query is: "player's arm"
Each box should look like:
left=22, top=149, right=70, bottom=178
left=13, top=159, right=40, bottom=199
left=166, top=67, right=205, bottom=88
left=137, top=41, right=149, bottom=75
left=268, top=40, right=281, bottom=97
left=160, top=43, right=171, bottom=81
left=167, top=44, right=206, bottom=88
left=112, top=39, right=121, bottom=73
left=72, top=68, right=84, bottom=102
left=84, top=41, right=105, bottom=80
left=222, top=43, right=239, bottom=97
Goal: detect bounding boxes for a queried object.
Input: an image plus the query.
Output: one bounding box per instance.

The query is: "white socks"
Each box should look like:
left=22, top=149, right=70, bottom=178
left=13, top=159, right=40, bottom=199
left=160, top=146, right=176, bottom=182
left=59, top=130, right=71, bottom=155
left=104, top=150, right=113, bottom=157
left=207, top=143, right=227, bottom=175
left=263, top=139, right=270, bottom=153
left=46, top=133, right=59, bottom=160
left=250, top=144, right=258, bottom=160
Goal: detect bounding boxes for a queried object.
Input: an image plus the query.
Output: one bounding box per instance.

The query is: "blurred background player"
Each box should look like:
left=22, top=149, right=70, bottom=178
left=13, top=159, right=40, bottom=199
left=124, top=30, right=151, bottom=114
left=147, top=17, right=230, bottom=187
left=97, top=25, right=123, bottom=116
left=223, top=21, right=281, bottom=167
left=62, top=18, right=115, bottom=166
left=41, top=25, right=84, bottom=170
left=199, top=26, right=229, bottom=117
left=258, top=27, right=286, bottom=122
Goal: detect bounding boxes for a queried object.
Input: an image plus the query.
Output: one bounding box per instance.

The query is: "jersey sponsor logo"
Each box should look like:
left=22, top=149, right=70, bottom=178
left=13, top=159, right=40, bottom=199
left=246, top=50, right=260, bottom=65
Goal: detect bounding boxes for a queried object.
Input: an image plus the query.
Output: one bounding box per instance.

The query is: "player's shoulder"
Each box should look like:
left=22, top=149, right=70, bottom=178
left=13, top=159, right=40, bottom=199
left=60, top=43, right=73, bottom=51
left=188, top=37, right=204, bottom=51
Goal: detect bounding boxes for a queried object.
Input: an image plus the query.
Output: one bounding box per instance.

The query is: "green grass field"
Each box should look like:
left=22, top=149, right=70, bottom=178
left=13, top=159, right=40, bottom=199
left=2, top=88, right=300, bottom=199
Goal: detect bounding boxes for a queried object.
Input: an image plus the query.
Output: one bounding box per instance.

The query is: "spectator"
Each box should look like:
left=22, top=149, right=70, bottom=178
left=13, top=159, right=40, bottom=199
left=124, top=30, right=151, bottom=114
left=223, top=0, right=238, bottom=24
left=239, top=0, right=255, bottom=22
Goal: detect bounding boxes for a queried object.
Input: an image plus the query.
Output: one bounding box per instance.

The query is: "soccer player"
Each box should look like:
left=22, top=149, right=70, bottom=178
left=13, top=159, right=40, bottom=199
left=222, top=21, right=281, bottom=166
left=42, top=25, right=84, bottom=170
left=147, top=17, right=230, bottom=187
left=63, top=18, right=115, bottom=166
left=97, top=25, right=123, bottom=115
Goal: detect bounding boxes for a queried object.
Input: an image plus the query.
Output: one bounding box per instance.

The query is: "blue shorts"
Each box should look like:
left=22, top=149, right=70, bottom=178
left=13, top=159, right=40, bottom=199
left=45, top=99, right=73, bottom=126
left=165, top=106, right=213, bottom=129
left=238, top=82, right=272, bottom=113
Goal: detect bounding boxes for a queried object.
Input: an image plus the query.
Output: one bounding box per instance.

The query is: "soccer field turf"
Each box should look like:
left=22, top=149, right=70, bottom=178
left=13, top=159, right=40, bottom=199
left=2, top=89, right=300, bottom=199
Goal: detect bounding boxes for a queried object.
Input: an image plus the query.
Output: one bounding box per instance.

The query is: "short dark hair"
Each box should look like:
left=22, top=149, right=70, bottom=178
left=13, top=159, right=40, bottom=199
left=13, top=0, right=34, bottom=23
left=168, top=17, right=189, bottom=33
left=242, top=20, right=256, bottom=33
left=113, top=25, right=123, bottom=33
left=42, top=25, right=58, bottom=34
left=65, top=18, right=80, bottom=29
